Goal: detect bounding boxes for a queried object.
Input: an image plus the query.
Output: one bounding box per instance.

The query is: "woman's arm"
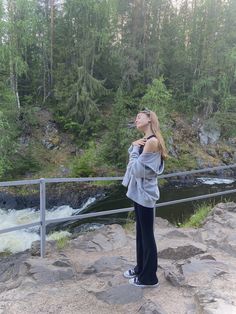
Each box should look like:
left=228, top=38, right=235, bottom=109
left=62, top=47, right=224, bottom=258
left=143, top=138, right=159, bottom=153
left=126, top=139, right=159, bottom=178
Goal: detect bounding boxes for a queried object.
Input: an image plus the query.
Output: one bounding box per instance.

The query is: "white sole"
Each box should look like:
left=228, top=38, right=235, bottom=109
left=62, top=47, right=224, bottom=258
left=123, top=272, right=136, bottom=279
left=129, top=278, right=160, bottom=288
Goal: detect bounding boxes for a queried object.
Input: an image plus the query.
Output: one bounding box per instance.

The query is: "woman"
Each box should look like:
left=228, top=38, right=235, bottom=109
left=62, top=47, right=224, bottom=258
left=122, top=108, right=168, bottom=287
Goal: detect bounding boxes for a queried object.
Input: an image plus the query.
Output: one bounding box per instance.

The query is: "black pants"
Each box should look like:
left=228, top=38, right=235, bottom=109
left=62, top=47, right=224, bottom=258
left=133, top=202, right=158, bottom=285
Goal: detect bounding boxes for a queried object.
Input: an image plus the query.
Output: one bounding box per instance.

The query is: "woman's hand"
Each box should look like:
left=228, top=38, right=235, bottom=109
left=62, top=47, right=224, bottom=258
left=132, top=138, right=147, bottom=147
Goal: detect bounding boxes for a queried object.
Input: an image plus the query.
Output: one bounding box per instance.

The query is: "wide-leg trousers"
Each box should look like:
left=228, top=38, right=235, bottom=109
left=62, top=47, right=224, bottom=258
left=133, top=202, right=158, bottom=285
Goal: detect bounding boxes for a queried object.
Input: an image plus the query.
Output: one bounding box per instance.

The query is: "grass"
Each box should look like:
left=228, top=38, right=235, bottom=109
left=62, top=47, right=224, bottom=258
left=55, top=236, right=70, bottom=250
left=0, top=249, right=12, bottom=257
left=89, top=180, right=118, bottom=187
left=180, top=202, right=213, bottom=228
left=123, top=220, right=135, bottom=233
left=47, top=231, right=71, bottom=250
left=122, top=210, right=135, bottom=233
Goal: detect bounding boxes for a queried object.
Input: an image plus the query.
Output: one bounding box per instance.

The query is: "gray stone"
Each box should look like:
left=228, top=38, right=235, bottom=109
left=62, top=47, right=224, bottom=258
left=165, top=230, right=189, bottom=239
left=164, top=268, right=185, bottom=287
left=71, top=224, right=127, bottom=252
left=93, top=256, right=125, bottom=273
left=199, top=126, right=220, bottom=146
left=180, top=258, right=228, bottom=288
left=138, top=299, right=167, bottom=314
left=27, top=264, right=75, bottom=284
left=233, top=151, right=236, bottom=162
left=159, top=243, right=206, bottom=260
left=82, top=266, right=96, bottom=275
left=30, top=240, right=56, bottom=256
left=96, top=284, right=143, bottom=304
left=199, top=254, right=216, bottom=261
left=0, top=252, right=29, bottom=283
left=215, top=202, right=236, bottom=213
left=52, top=260, right=71, bottom=267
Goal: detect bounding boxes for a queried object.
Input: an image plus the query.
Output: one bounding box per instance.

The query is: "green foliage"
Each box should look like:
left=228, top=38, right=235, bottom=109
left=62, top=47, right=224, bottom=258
left=141, top=77, right=172, bottom=126
left=0, top=110, right=19, bottom=178
left=55, top=236, right=70, bottom=250
left=181, top=202, right=213, bottom=228
left=1, top=0, right=236, bottom=180
left=102, top=89, right=135, bottom=168
left=214, top=112, right=236, bottom=138
left=54, top=65, right=108, bottom=141
left=165, top=155, right=198, bottom=172
left=7, top=152, right=41, bottom=179
left=70, top=141, right=100, bottom=177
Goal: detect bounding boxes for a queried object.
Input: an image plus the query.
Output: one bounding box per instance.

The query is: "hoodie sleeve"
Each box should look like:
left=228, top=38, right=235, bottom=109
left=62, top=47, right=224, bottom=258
left=125, top=146, right=158, bottom=178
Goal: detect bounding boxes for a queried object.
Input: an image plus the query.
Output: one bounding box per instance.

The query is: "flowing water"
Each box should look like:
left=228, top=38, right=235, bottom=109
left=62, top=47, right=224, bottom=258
left=1, top=177, right=236, bottom=254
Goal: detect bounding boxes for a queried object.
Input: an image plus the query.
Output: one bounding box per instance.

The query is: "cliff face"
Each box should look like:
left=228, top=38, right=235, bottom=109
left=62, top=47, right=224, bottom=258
left=0, top=202, right=236, bottom=313
left=166, top=112, right=236, bottom=173
left=10, top=108, right=236, bottom=181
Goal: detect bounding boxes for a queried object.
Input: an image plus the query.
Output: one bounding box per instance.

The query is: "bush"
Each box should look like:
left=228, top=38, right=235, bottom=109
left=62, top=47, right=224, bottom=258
left=70, top=141, right=99, bottom=177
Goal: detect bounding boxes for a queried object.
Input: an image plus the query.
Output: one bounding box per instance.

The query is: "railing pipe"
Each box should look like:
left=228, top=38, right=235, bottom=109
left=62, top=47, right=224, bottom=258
left=40, top=178, right=46, bottom=258
left=0, top=163, right=236, bottom=258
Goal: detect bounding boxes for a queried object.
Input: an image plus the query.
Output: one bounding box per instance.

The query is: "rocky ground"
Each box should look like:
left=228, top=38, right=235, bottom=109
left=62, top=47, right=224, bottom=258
left=0, top=202, right=236, bottom=314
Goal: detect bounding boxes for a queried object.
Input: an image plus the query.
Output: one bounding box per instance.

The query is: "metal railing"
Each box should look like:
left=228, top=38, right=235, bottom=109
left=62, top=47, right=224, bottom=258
left=0, top=163, right=236, bottom=257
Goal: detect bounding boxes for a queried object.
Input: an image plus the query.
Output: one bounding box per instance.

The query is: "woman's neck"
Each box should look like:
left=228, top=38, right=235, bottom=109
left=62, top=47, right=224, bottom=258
left=144, top=131, right=154, bottom=138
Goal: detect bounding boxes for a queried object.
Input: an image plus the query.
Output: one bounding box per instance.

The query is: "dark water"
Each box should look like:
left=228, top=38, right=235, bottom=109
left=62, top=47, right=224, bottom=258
left=68, top=177, right=236, bottom=230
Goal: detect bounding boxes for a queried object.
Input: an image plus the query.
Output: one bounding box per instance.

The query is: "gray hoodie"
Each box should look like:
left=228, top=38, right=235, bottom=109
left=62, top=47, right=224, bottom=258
left=122, top=145, right=164, bottom=208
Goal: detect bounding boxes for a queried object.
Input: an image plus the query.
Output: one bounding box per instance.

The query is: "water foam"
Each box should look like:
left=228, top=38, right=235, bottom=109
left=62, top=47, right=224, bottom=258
left=196, top=177, right=235, bottom=185
left=0, top=197, right=96, bottom=253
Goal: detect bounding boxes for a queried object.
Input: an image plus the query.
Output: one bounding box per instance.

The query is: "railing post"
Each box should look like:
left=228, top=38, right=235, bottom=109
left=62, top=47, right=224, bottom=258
left=40, top=178, right=46, bottom=258
left=153, top=204, right=156, bottom=231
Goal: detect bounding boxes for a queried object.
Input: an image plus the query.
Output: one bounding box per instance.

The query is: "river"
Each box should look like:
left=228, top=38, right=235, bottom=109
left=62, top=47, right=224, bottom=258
left=75, top=176, right=236, bottom=226
left=1, top=176, right=236, bottom=254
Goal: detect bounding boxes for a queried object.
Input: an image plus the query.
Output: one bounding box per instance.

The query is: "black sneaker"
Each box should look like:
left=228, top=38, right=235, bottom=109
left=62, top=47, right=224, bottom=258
left=123, top=269, right=137, bottom=278
left=129, top=277, right=160, bottom=288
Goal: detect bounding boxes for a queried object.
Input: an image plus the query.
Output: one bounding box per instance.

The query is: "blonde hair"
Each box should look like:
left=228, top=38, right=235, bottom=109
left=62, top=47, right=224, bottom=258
left=140, top=109, right=168, bottom=160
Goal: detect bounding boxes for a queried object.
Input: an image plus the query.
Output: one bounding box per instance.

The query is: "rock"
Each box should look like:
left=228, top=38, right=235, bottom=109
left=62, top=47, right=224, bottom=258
left=155, top=217, right=173, bottom=228
left=167, top=136, right=178, bottom=158
left=72, top=223, right=104, bottom=234
left=165, top=230, right=189, bottom=239
left=180, top=258, right=228, bottom=287
left=233, top=151, right=236, bottom=162
left=199, top=125, right=220, bottom=146
left=164, top=268, right=185, bottom=287
left=92, top=256, right=126, bottom=273
left=199, top=254, right=216, bottom=261
left=25, top=259, right=76, bottom=284
left=52, top=260, right=71, bottom=267
left=42, top=121, right=60, bottom=150
left=96, top=284, right=143, bottom=305
left=228, top=137, right=236, bottom=145
left=194, top=288, right=236, bottom=314
left=158, top=242, right=206, bottom=260
left=71, top=224, right=127, bottom=252
left=0, top=192, right=17, bottom=210
left=138, top=299, right=167, bottom=314
left=0, top=252, right=29, bottom=283
left=206, top=147, right=217, bottom=158
left=1, top=201, right=236, bottom=314
left=215, top=202, right=236, bottom=212
left=30, top=240, right=56, bottom=256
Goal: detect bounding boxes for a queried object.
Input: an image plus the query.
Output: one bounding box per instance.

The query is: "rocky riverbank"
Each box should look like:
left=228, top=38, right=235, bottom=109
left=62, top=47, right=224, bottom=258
left=0, top=202, right=236, bottom=314
left=0, top=183, right=110, bottom=210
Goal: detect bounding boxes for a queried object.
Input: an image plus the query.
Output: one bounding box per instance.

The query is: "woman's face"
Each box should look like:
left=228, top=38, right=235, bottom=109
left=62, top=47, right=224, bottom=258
left=135, top=112, right=150, bottom=131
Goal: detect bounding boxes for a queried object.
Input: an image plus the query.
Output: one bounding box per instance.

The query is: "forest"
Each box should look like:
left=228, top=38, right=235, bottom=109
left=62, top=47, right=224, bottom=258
left=0, top=0, right=236, bottom=179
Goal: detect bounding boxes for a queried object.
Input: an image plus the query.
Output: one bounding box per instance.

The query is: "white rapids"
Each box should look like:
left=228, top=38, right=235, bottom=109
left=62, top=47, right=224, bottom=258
left=0, top=197, right=96, bottom=254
